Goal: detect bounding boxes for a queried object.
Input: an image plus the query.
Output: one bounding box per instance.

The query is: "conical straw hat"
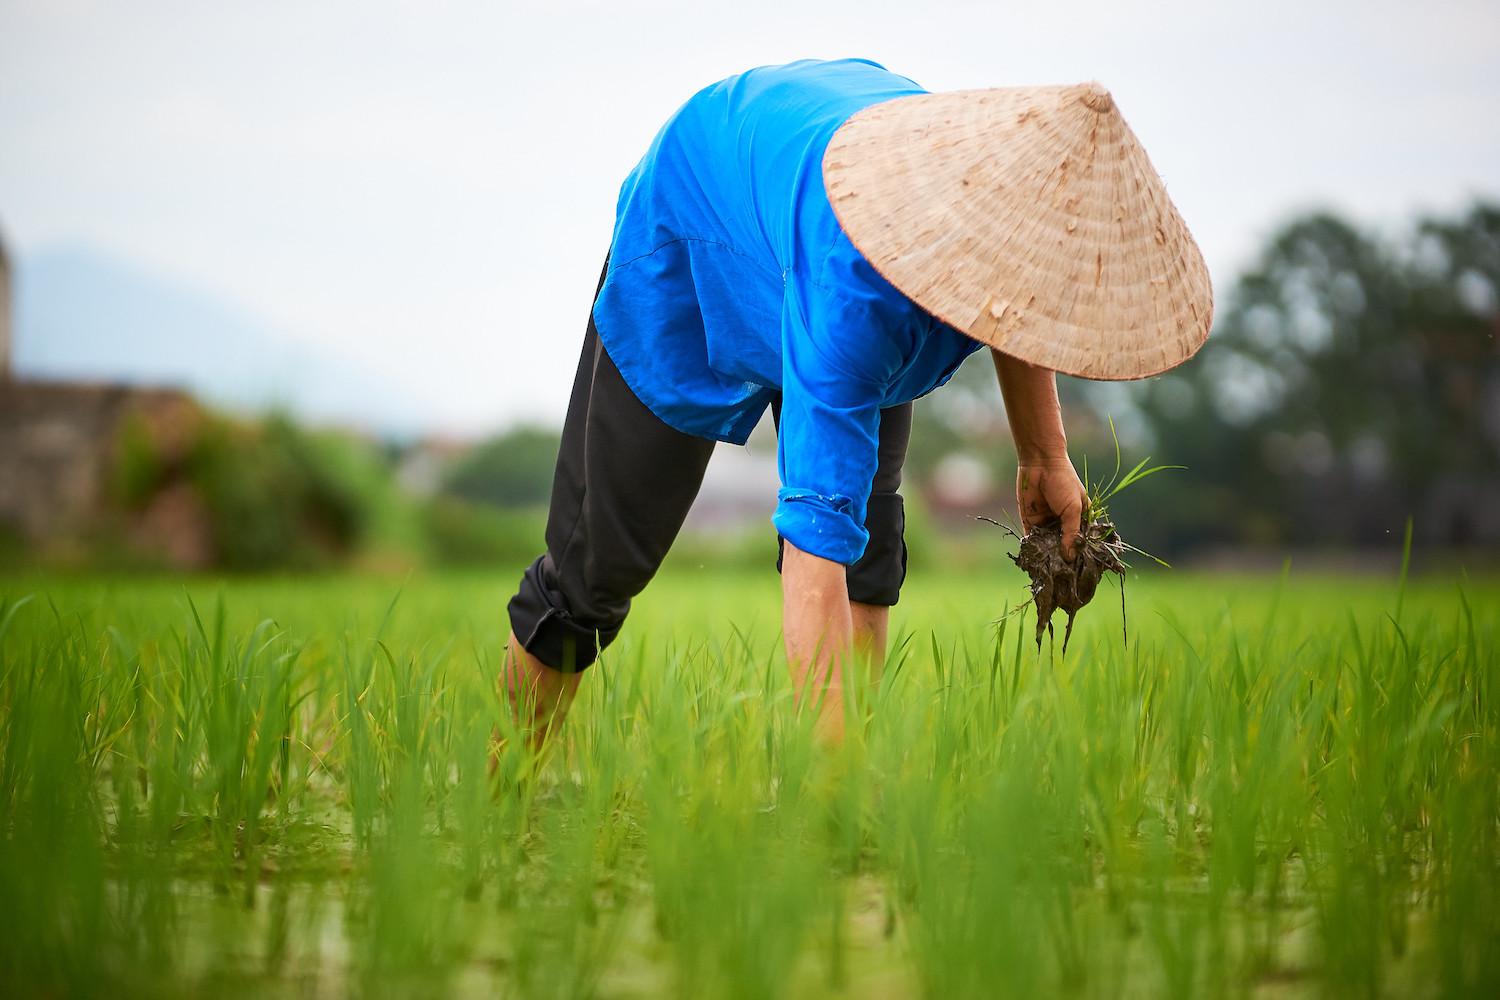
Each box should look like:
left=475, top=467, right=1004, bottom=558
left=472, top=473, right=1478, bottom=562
left=823, top=83, right=1212, bottom=380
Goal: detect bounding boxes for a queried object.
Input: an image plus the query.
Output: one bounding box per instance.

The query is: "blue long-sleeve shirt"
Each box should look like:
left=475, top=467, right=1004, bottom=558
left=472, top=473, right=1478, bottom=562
left=593, top=58, right=983, bottom=564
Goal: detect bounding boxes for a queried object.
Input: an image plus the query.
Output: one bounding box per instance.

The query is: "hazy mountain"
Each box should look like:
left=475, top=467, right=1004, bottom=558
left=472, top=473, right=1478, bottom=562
left=12, top=246, right=428, bottom=435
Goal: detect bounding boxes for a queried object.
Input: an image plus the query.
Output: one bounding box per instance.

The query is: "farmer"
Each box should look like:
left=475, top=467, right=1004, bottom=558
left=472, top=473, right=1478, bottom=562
left=503, top=58, right=1210, bottom=741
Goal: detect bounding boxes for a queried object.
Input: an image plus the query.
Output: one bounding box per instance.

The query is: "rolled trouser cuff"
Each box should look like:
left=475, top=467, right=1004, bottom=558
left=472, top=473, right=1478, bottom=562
left=507, top=556, right=623, bottom=672
left=776, top=491, right=907, bottom=607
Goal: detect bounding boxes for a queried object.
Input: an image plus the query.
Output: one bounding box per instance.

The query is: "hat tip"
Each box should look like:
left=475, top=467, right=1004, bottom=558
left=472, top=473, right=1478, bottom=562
left=1079, top=82, right=1113, bottom=113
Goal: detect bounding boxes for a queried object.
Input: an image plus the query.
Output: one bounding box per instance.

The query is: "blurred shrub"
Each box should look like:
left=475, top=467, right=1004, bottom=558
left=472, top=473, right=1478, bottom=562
left=110, top=414, right=165, bottom=509
left=441, top=426, right=559, bottom=508
left=421, top=498, right=546, bottom=567
left=184, top=414, right=390, bottom=570
left=93, top=407, right=549, bottom=572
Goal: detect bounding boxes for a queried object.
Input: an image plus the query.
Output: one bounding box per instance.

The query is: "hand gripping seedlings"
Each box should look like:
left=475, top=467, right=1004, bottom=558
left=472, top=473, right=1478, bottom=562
left=987, top=435, right=1177, bottom=654
left=1011, top=514, right=1127, bottom=653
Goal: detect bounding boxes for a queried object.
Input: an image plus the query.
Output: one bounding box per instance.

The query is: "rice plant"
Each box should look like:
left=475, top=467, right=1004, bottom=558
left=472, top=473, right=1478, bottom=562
left=0, top=564, right=1495, bottom=997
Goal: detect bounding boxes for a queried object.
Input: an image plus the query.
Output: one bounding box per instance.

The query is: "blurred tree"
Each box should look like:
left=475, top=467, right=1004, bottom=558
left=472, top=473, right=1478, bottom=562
left=184, top=414, right=383, bottom=569
left=441, top=425, right=560, bottom=508
left=906, top=201, right=1500, bottom=555
left=1119, top=202, right=1499, bottom=551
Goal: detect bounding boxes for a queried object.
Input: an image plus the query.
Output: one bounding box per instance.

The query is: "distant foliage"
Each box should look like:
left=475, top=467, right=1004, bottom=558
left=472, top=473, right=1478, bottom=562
left=441, top=426, right=560, bottom=509
left=97, top=409, right=541, bottom=572
left=1113, top=201, right=1500, bottom=552
left=422, top=497, right=547, bottom=567
left=909, top=200, right=1500, bottom=554
left=82, top=202, right=1499, bottom=569
left=109, top=414, right=165, bottom=510
left=185, top=415, right=381, bottom=570
left=101, top=410, right=396, bottom=570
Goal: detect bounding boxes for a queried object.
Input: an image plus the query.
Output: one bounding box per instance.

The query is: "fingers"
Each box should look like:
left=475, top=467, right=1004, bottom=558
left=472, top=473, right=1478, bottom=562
left=1017, top=465, right=1085, bottom=555
left=1060, top=498, right=1083, bottom=561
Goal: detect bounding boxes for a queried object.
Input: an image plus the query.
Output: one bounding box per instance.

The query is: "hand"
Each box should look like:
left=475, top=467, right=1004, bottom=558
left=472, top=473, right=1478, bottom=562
left=1017, top=460, right=1088, bottom=560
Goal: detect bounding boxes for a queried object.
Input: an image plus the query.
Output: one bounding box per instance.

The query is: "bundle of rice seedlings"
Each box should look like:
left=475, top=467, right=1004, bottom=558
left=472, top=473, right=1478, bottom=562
left=988, top=423, right=1177, bottom=653
left=1011, top=513, right=1127, bottom=653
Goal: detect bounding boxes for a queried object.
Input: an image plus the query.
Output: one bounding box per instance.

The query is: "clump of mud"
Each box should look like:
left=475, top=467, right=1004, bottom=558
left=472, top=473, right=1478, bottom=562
left=1010, top=516, right=1128, bottom=653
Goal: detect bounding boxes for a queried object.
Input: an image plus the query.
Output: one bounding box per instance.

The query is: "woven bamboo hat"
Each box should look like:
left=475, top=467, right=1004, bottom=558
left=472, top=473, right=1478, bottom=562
left=823, top=83, right=1212, bottom=380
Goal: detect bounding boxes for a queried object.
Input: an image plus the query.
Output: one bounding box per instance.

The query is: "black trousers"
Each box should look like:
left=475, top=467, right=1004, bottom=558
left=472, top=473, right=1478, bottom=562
left=506, top=262, right=912, bottom=672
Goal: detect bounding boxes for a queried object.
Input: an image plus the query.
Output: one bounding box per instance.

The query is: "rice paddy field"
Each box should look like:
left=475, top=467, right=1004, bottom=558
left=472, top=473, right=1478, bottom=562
left=0, top=560, right=1496, bottom=998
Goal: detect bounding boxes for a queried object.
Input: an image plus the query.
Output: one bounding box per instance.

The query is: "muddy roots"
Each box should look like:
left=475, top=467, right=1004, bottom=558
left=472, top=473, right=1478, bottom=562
left=1011, top=516, right=1128, bottom=653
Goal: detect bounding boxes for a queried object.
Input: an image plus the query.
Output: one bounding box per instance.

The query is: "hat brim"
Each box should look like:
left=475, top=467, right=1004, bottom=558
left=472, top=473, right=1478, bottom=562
left=823, top=85, right=1213, bottom=381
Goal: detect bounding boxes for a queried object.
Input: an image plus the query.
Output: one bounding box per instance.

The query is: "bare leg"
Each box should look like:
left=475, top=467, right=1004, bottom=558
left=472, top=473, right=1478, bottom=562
left=850, top=601, right=888, bottom=677
left=499, top=630, right=581, bottom=753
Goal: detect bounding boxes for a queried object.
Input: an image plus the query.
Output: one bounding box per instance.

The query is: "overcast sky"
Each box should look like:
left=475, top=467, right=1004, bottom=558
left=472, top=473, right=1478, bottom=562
left=2, top=0, right=1497, bottom=434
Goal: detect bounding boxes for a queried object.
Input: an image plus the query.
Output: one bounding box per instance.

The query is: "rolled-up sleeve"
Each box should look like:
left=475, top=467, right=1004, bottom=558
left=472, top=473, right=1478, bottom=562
left=773, top=276, right=905, bottom=564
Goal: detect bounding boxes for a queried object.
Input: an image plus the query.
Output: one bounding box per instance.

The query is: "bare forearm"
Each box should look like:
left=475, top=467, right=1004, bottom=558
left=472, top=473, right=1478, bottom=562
left=992, top=348, right=1068, bottom=463
left=781, top=541, right=853, bottom=738
left=993, top=348, right=1089, bottom=555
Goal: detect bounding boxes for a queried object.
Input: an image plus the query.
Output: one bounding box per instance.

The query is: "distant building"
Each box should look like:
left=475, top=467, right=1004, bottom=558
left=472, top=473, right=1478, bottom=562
left=0, top=225, right=211, bottom=565
left=681, top=438, right=779, bottom=535
left=395, top=435, right=473, bottom=497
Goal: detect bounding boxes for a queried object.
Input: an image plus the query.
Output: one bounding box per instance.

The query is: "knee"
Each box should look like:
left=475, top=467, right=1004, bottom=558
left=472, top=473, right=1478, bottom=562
left=507, top=555, right=627, bottom=672
left=847, top=493, right=906, bottom=607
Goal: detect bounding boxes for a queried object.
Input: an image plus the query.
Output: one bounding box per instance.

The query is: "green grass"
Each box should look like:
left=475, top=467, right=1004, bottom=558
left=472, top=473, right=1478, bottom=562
left=0, top=562, right=1496, bottom=998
